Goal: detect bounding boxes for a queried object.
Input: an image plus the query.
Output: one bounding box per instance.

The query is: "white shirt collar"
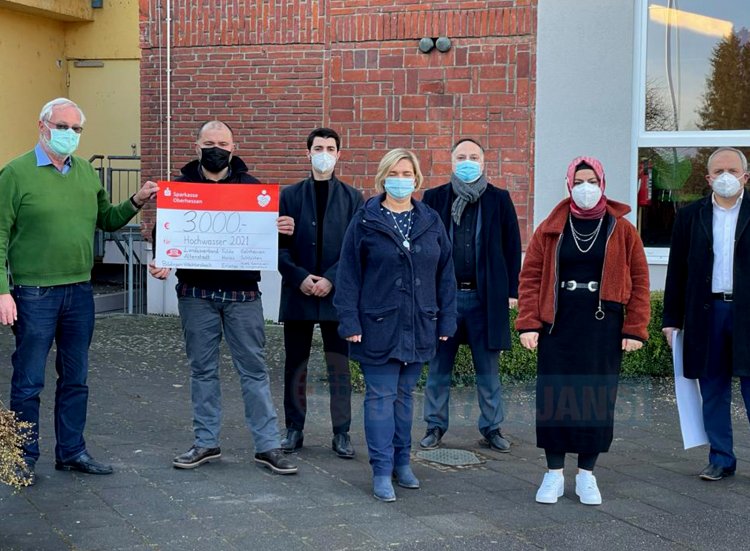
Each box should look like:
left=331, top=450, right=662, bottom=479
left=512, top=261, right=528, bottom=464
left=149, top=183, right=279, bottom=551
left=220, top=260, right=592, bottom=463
left=712, top=190, right=744, bottom=211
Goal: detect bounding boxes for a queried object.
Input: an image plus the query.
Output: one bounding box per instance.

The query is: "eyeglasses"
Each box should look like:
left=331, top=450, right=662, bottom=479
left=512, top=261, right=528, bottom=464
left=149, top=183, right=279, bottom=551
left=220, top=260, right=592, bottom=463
left=45, top=121, right=84, bottom=134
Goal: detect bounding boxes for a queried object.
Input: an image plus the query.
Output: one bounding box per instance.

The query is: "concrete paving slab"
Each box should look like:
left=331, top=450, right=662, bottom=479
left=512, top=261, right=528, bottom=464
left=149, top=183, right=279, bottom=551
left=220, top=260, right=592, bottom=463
left=2, top=314, right=750, bottom=550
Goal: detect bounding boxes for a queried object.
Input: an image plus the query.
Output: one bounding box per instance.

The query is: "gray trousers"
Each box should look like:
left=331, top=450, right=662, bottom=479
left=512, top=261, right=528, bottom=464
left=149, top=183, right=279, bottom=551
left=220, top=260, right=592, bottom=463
left=178, top=296, right=281, bottom=453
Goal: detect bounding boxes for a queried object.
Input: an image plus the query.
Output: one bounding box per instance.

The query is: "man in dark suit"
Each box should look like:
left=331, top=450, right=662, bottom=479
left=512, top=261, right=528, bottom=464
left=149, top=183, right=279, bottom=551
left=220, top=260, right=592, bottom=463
left=663, top=146, right=750, bottom=481
left=278, top=128, right=364, bottom=457
left=420, top=138, right=522, bottom=452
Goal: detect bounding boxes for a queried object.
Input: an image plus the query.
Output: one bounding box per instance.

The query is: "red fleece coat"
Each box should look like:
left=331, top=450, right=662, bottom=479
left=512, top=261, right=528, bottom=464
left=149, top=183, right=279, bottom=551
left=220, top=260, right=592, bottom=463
left=516, top=198, right=651, bottom=341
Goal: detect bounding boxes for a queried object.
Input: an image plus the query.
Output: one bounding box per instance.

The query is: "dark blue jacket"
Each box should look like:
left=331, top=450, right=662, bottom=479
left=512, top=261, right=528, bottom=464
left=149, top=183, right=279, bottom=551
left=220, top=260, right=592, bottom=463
left=334, top=195, right=457, bottom=365
left=423, top=183, right=521, bottom=350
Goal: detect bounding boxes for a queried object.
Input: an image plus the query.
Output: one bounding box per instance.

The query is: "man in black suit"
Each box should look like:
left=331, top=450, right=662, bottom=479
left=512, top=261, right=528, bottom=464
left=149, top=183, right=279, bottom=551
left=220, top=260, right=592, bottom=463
left=278, top=128, right=364, bottom=457
left=663, top=147, right=750, bottom=481
left=420, top=138, right=522, bottom=452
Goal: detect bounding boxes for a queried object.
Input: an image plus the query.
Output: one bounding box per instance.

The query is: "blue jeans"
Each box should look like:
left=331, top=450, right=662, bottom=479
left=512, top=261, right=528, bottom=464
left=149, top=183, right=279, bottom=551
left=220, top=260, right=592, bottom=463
left=699, top=300, right=750, bottom=470
left=423, top=290, right=503, bottom=436
left=361, top=361, right=421, bottom=476
left=178, top=295, right=281, bottom=453
left=10, top=282, right=95, bottom=463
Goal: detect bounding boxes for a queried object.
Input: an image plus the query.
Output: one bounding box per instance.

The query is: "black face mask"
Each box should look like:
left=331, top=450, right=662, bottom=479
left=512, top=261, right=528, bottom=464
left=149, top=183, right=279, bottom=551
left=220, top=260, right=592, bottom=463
left=200, top=147, right=231, bottom=173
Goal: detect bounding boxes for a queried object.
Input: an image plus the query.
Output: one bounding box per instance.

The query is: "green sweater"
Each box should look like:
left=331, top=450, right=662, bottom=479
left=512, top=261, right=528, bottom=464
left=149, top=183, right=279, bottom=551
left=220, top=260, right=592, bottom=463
left=0, top=150, right=138, bottom=293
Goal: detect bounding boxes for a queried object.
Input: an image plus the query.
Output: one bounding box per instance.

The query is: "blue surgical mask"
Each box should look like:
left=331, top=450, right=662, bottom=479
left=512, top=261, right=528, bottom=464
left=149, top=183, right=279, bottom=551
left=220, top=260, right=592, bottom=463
left=384, top=177, right=415, bottom=199
left=46, top=128, right=80, bottom=157
left=454, top=160, right=482, bottom=183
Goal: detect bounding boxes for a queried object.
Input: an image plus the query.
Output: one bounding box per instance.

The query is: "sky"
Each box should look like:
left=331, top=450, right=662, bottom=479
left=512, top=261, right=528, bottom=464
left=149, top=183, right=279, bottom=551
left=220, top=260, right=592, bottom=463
left=645, top=0, right=749, bottom=131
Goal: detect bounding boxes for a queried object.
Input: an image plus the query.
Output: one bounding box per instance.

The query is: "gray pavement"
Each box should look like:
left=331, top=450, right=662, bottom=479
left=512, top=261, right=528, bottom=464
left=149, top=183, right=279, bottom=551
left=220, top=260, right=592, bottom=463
left=2, top=314, right=750, bottom=550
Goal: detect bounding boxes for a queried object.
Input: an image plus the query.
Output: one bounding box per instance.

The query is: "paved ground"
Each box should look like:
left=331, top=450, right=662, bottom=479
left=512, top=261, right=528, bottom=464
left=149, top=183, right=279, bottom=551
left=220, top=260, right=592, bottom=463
left=2, top=314, right=750, bottom=551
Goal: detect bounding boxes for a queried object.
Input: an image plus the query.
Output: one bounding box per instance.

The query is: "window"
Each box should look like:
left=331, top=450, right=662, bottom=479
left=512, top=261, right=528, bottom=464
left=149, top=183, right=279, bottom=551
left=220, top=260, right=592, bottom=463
left=633, top=0, right=750, bottom=253
left=637, top=146, right=750, bottom=247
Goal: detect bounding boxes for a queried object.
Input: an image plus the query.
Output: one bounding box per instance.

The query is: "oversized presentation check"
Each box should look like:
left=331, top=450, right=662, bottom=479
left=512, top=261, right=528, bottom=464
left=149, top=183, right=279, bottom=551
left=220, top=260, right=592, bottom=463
left=154, top=181, right=279, bottom=271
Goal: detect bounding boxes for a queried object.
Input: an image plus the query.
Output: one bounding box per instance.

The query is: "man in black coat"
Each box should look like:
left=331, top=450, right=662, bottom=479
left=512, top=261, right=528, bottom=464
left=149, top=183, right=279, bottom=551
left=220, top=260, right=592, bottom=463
left=663, top=146, right=750, bottom=481
left=278, top=128, right=364, bottom=457
left=419, top=138, right=522, bottom=452
left=149, top=120, right=297, bottom=475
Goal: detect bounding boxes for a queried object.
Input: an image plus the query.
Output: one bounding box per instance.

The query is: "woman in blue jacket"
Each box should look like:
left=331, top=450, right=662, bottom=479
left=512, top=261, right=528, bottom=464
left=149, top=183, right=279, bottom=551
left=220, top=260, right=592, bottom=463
left=335, top=148, right=457, bottom=502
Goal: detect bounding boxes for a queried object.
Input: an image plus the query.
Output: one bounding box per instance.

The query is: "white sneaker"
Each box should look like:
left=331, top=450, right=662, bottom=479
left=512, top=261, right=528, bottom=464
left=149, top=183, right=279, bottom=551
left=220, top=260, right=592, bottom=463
left=575, top=471, right=602, bottom=505
left=535, top=471, right=564, bottom=504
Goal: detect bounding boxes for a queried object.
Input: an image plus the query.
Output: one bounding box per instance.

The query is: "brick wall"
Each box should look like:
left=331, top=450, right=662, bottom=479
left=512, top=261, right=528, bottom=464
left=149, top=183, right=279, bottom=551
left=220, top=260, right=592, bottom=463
left=139, top=0, right=537, bottom=242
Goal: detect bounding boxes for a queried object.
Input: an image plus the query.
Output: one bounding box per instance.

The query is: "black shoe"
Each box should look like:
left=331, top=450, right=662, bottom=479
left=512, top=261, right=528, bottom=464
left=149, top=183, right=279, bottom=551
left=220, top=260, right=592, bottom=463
left=254, top=449, right=298, bottom=475
left=280, top=429, right=304, bottom=453
left=482, top=429, right=511, bottom=453
left=14, top=458, right=36, bottom=487
left=332, top=432, right=355, bottom=458
left=55, top=451, right=113, bottom=475
left=699, top=463, right=735, bottom=481
left=419, top=427, right=444, bottom=450
left=173, top=445, right=221, bottom=469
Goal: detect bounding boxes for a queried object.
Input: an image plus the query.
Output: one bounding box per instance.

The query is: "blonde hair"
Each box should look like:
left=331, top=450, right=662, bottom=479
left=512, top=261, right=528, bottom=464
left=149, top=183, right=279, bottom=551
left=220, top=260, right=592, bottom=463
left=374, top=148, right=424, bottom=193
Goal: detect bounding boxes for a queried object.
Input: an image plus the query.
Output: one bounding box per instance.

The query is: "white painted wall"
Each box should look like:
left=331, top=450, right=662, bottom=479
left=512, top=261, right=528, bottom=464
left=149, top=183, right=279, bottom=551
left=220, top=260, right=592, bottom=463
left=535, top=0, right=636, bottom=225
left=534, top=0, right=665, bottom=289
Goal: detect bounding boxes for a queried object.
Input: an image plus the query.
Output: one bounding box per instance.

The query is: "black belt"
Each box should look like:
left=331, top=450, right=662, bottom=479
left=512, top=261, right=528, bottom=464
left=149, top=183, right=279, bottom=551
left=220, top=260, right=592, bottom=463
left=560, top=280, right=599, bottom=292
left=458, top=281, right=477, bottom=290
left=711, top=292, right=733, bottom=302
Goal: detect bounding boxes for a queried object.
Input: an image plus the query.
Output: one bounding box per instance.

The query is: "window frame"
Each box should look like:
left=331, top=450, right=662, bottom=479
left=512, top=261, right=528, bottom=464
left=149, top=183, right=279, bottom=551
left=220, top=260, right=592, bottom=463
left=630, top=0, right=750, bottom=262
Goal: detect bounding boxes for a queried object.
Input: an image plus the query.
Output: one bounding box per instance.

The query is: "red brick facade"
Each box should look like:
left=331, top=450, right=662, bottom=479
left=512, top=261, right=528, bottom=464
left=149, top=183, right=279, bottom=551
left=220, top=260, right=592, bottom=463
left=139, top=0, right=537, bottom=241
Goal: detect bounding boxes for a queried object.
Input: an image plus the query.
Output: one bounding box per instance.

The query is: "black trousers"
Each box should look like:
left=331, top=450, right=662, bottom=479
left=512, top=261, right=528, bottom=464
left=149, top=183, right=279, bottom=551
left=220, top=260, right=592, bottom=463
left=545, top=450, right=599, bottom=471
left=283, top=320, right=352, bottom=434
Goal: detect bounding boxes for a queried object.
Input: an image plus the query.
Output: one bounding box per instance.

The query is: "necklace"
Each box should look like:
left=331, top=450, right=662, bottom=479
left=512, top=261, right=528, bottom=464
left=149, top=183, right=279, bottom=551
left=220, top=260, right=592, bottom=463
left=383, top=206, right=414, bottom=250
left=568, top=214, right=603, bottom=254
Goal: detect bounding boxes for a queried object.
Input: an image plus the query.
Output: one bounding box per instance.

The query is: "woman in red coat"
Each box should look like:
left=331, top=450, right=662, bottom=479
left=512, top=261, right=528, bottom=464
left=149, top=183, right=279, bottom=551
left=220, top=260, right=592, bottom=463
left=516, top=156, right=650, bottom=506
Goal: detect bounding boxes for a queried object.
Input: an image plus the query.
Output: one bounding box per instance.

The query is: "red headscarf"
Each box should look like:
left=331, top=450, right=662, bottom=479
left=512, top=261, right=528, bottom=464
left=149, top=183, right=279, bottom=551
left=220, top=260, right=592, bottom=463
left=566, top=155, right=607, bottom=220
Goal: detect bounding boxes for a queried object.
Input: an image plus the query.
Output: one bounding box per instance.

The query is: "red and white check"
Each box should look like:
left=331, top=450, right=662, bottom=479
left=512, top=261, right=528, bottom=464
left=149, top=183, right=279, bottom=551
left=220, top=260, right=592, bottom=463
left=154, top=181, right=279, bottom=271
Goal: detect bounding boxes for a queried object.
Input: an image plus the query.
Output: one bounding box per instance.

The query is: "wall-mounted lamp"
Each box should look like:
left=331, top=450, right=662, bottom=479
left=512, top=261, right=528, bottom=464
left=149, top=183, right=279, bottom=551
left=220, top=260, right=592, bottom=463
left=418, top=37, right=435, bottom=54
left=419, top=37, right=452, bottom=54
left=435, top=37, right=452, bottom=52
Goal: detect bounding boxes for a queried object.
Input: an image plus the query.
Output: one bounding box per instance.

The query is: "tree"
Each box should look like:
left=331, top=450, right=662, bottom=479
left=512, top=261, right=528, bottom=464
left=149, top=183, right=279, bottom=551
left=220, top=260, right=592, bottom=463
left=645, top=78, right=676, bottom=132
left=697, top=29, right=750, bottom=131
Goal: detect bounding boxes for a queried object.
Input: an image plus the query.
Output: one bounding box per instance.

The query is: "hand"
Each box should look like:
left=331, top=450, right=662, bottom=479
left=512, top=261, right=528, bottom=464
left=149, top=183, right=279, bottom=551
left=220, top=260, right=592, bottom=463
left=299, top=274, right=321, bottom=296
left=345, top=334, right=362, bottom=343
left=148, top=260, right=172, bottom=280
left=508, top=298, right=518, bottom=309
left=0, top=293, right=16, bottom=326
left=134, top=180, right=159, bottom=206
left=311, top=277, right=332, bottom=297
left=277, top=215, right=295, bottom=235
left=519, top=332, right=539, bottom=350
left=662, top=327, right=677, bottom=349
left=439, top=336, right=449, bottom=341
left=622, top=338, right=643, bottom=352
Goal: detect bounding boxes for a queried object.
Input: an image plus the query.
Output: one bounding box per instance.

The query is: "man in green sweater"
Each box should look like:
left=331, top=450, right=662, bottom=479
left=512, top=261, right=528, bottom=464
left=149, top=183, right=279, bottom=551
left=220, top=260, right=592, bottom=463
left=0, top=97, right=158, bottom=485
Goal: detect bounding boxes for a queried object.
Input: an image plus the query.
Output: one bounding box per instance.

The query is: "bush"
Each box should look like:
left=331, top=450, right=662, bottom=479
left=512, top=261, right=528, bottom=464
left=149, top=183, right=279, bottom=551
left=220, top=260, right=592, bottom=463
left=349, top=291, right=672, bottom=391
left=621, top=291, right=673, bottom=377
left=0, top=401, right=33, bottom=489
